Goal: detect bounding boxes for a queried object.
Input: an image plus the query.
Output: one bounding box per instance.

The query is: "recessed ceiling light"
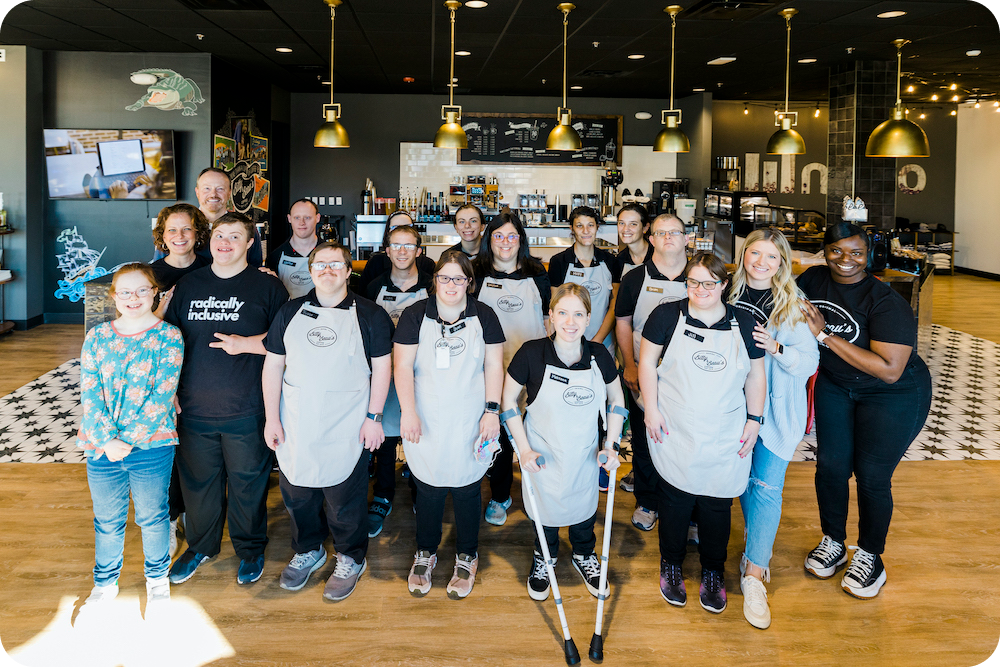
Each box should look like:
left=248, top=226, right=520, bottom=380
left=455, top=50, right=471, bottom=56
left=707, top=56, right=736, bottom=65
left=693, top=87, right=706, bottom=92
left=931, top=94, right=938, bottom=101
left=797, top=58, right=817, bottom=64
left=465, top=0, right=488, bottom=7
left=635, top=111, right=652, bottom=120
left=877, top=10, right=906, bottom=18
left=952, top=95, right=960, bottom=101
left=570, top=85, right=583, bottom=90
left=628, top=54, right=645, bottom=60
left=966, top=49, right=982, bottom=57
left=276, top=47, right=292, bottom=53
left=950, top=83, right=958, bottom=90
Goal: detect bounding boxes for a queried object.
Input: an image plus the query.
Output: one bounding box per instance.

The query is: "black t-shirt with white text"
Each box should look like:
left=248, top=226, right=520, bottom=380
left=151, top=255, right=210, bottom=291
left=732, top=286, right=774, bottom=326
left=642, top=299, right=764, bottom=360
left=507, top=336, right=619, bottom=406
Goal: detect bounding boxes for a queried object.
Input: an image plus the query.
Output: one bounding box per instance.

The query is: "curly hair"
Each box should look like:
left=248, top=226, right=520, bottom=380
left=153, top=203, right=210, bottom=253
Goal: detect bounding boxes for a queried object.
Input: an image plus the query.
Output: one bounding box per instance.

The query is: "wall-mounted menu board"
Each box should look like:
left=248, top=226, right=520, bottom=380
left=458, top=113, right=622, bottom=166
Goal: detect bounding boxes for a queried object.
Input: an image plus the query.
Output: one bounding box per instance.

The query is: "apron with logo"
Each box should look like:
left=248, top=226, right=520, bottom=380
left=478, top=276, right=547, bottom=371
left=277, top=251, right=313, bottom=299
left=630, top=265, right=687, bottom=408
left=562, top=260, right=614, bottom=351
left=650, top=309, right=752, bottom=498
left=403, top=305, right=487, bottom=488
left=375, top=285, right=428, bottom=437
left=522, top=356, right=607, bottom=527
left=277, top=301, right=370, bottom=488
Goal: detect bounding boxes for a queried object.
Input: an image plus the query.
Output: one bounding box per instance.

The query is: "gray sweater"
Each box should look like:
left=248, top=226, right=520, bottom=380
left=759, top=319, right=820, bottom=461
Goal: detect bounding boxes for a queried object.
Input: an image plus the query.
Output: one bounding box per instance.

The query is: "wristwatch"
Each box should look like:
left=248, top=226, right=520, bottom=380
left=485, top=401, right=500, bottom=414
left=816, top=326, right=832, bottom=345
left=775, top=342, right=785, bottom=355
left=746, top=414, right=764, bottom=425
left=366, top=412, right=383, bottom=423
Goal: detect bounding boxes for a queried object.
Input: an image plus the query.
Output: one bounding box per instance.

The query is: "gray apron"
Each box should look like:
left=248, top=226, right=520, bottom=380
left=562, top=261, right=614, bottom=351
left=522, top=357, right=607, bottom=527
left=375, top=284, right=428, bottom=437
left=650, top=310, right=752, bottom=498
left=630, top=265, right=687, bottom=409
left=477, top=276, right=547, bottom=371
left=277, top=251, right=313, bottom=299
left=403, top=306, right=487, bottom=488
left=277, top=301, right=370, bottom=488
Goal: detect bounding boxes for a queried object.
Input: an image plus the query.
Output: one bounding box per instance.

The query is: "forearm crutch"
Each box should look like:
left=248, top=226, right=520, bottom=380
left=501, top=408, right=581, bottom=666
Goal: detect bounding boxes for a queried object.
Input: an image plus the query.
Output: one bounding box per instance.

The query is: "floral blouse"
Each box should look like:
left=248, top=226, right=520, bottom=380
left=76, top=320, right=184, bottom=458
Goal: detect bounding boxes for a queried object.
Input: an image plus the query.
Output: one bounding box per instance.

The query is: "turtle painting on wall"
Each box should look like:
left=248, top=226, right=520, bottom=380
left=125, top=69, right=204, bottom=116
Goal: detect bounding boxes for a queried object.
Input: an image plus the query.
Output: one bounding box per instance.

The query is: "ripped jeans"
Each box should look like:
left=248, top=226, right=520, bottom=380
left=739, top=437, right=789, bottom=576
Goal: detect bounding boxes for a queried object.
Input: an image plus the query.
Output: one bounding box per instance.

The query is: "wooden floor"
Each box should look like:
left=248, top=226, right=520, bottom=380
left=1, top=274, right=999, bottom=666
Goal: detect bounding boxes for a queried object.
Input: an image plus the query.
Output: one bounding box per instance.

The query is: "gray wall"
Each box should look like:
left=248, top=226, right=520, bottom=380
left=894, top=110, right=956, bottom=231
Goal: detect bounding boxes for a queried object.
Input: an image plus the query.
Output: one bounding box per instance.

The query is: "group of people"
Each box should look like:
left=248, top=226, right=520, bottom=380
left=77, top=171, right=930, bottom=630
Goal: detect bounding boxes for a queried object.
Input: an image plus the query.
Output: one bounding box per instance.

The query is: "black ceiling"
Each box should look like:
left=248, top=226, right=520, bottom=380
left=2, top=0, right=998, bottom=104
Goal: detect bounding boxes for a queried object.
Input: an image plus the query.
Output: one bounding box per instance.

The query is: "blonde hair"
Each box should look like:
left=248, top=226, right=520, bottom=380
left=549, top=282, right=592, bottom=314
left=728, top=229, right=805, bottom=329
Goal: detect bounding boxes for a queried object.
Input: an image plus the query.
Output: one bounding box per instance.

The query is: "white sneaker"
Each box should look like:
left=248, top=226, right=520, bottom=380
left=740, top=575, right=771, bottom=629
left=84, top=582, right=119, bottom=606
left=145, top=577, right=171, bottom=618
left=169, top=519, right=180, bottom=559
left=841, top=547, right=886, bottom=599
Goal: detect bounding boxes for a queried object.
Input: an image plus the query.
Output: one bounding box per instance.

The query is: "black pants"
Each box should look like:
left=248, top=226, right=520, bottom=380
left=533, top=512, right=598, bottom=559
left=278, top=452, right=369, bottom=563
left=627, top=391, right=658, bottom=510
left=487, top=428, right=513, bottom=504
left=168, top=459, right=184, bottom=521
left=412, top=476, right=482, bottom=556
left=656, top=475, right=733, bottom=573
left=371, top=436, right=399, bottom=502
left=813, top=362, right=931, bottom=555
left=175, top=413, right=270, bottom=560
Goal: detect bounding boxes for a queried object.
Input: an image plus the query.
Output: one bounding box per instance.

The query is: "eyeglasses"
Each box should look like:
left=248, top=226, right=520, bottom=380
left=492, top=232, right=520, bottom=243
left=388, top=243, right=418, bottom=252
left=115, top=287, right=155, bottom=299
left=312, top=261, right=348, bottom=271
left=651, top=230, right=686, bottom=238
left=435, top=274, right=471, bottom=286
left=685, top=278, right=723, bottom=290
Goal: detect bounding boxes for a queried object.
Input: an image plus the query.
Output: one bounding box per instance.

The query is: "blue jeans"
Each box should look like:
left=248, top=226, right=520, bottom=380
left=87, top=445, right=174, bottom=586
left=739, top=438, right=789, bottom=574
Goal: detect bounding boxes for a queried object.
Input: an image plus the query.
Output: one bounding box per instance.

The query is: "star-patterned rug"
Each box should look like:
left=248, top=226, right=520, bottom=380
left=2, top=324, right=999, bottom=464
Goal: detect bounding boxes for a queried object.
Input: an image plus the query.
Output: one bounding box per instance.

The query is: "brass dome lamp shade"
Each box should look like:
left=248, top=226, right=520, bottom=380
left=433, top=0, right=469, bottom=149
left=653, top=5, right=690, bottom=153
left=865, top=39, right=929, bottom=157
left=766, top=8, right=806, bottom=155
left=546, top=3, right=583, bottom=151
left=314, top=0, right=349, bottom=148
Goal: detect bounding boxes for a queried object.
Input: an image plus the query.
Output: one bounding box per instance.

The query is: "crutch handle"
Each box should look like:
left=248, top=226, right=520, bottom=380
left=598, top=452, right=608, bottom=464
left=536, top=455, right=546, bottom=466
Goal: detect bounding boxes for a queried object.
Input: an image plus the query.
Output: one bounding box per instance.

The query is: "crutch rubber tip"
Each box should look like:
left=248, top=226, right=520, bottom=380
left=565, top=639, right=581, bottom=665
left=588, top=634, right=604, bottom=663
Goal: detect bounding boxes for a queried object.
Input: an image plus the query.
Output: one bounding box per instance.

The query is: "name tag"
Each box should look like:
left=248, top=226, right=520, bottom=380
left=486, top=282, right=503, bottom=289
left=646, top=286, right=663, bottom=293
left=282, top=259, right=296, bottom=267
left=302, top=309, right=318, bottom=319
left=447, top=321, right=467, bottom=335
left=435, top=338, right=451, bottom=369
left=683, top=330, right=704, bottom=342
left=570, top=270, right=585, bottom=278
left=382, top=294, right=397, bottom=302
left=549, top=373, right=569, bottom=385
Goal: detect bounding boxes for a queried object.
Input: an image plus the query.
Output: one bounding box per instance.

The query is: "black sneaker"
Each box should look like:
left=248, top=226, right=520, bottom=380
left=804, top=535, right=848, bottom=579
left=659, top=560, right=686, bottom=607
left=367, top=497, right=392, bottom=538
left=527, top=551, right=551, bottom=601
left=572, top=552, right=608, bottom=598
left=699, top=569, right=727, bottom=613
left=841, top=547, right=887, bottom=599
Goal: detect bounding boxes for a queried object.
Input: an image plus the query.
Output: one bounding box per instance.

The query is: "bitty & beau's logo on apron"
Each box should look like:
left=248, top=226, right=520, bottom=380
left=290, top=272, right=311, bottom=286
left=496, top=295, right=524, bottom=312
left=563, top=386, right=596, bottom=406
left=692, top=350, right=727, bottom=372
left=437, top=337, right=466, bottom=356
left=307, top=326, right=337, bottom=347
left=811, top=300, right=860, bottom=343
left=582, top=280, right=602, bottom=295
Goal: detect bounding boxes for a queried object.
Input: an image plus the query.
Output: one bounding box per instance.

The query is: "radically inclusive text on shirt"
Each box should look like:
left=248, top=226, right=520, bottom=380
left=187, top=296, right=246, bottom=321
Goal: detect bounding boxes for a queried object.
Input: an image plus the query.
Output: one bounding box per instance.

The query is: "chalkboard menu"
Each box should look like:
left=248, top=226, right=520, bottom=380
left=458, top=113, right=622, bottom=166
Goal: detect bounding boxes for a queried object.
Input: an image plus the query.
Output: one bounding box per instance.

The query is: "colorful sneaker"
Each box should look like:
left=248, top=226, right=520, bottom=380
left=700, top=569, right=727, bottom=613
left=237, top=554, right=265, bottom=585
left=804, top=535, right=847, bottom=579
left=572, top=552, right=608, bottom=598
left=323, top=554, right=367, bottom=602
left=619, top=470, right=635, bottom=493
left=169, top=550, right=212, bottom=585
left=659, top=561, right=686, bottom=606
left=740, top=575, right=771, bottom=629
left=841, top=547, right=886, bottom=599
left=446, top=553, right=479, bottom=600
left=279, top=548, right=327, bottom=591
left=527, top=551, right=551, bottom=601
left=367, top=497, right=392, bottom=538
left=407, top=550, right=437, bottom=597
left=631, top=506, right=657, bottom=531
left=485, top=497, right=513, bottom=526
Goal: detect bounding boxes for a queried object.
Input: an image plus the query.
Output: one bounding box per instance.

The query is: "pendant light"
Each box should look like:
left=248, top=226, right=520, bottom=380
left=314, top=0, right=349, bottom=148
left=865, top=39, right=930, bottom=157
left=653, top=5, right=690, bottom=153
left=766, top=8, right=806, bottom=155
left=546, top=3, right=583, bottom=151
left=433, top=0, right=468, bottom=148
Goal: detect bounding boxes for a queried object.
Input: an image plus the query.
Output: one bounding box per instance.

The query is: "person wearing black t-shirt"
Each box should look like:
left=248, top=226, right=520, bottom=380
left=357, top=211, right=436, bottom=297
left=164, top=212, right=288, bottom=587
left=446, top=204, right=485, bottom=259
left=472, top=209, right=551, bottom=528
left=638, top=252, right=766, bottom=614
left=150, top=203, right=211, bottom=320
left=798, top=222, right=931, bottom=600
left=262, top=241, right=393, bottom=602
left=615, top=203, right=653, bottom=281
left=265, top=199, right=320, bottom=299
left=502, top=283, right=626, bottom=601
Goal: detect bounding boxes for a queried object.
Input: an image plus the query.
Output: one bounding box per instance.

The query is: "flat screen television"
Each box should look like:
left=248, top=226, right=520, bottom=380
left=44, top=129, right=177, bottom=200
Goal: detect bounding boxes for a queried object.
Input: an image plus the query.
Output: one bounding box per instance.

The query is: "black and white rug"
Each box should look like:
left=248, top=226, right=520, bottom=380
left=1, top=325, right=998, bottom=464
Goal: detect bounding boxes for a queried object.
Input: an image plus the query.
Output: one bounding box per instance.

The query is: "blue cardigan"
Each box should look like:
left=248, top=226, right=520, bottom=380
left=759, top=319, right=820, bottom=461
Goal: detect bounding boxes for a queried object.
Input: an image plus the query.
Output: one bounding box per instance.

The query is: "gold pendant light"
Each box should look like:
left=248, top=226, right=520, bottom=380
left=865, top=39, right=930, bottom=157
left=653, top=5, right=690, bottom=153
left=434, top=0, right=469, bottom=148
left=314, top=0, right=349, bottom=148
left=546, top=3, right=583, bottom=151
left=766, top=8, right=806, bottom=155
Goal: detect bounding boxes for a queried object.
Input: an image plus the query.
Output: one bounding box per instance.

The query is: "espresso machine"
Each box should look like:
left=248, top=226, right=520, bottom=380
left=600, top=161, right=623, bottom=219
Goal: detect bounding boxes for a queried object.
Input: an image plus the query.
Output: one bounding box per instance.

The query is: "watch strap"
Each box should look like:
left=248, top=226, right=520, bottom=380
left=366, top=412, right=382, bottom=423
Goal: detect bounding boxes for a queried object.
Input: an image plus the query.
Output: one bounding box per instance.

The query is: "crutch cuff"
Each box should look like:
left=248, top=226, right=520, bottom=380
left=608, top=405, right=629, bottom=418
left=499, top=407, right=521, bottom=423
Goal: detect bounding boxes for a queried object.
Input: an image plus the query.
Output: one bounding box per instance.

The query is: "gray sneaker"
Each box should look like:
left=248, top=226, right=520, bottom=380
left=631, top=505, right=658, bottom=531
left=485, top=497, right=513, bottom=526
left=280, top=547, right=327, bottom=591
left=619, top=470, right=635, bottom=493
left=323, top=553, right=367, bottom=602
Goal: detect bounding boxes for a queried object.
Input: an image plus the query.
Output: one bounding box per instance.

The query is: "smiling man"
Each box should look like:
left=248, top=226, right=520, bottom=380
left=194, top=167, right=263, bottom=267
left=266, top=198, right=321, bottom=298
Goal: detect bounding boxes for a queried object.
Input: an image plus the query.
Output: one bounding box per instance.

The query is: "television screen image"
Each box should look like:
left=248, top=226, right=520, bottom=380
left=44, top=129, right=177, bottom=200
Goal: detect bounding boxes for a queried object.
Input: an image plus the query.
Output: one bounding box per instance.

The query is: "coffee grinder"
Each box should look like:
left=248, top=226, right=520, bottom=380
left=600, top=161, right=623, bottom=218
